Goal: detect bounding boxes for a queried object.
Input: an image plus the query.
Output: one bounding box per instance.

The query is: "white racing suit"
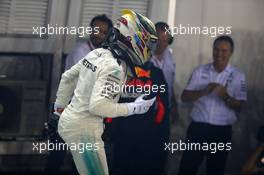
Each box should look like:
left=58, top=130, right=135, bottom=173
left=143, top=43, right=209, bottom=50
left=55, top=48, right=128, bottom=175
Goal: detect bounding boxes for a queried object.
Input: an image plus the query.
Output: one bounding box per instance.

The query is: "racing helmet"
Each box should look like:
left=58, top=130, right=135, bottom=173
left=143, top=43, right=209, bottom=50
left=114, top=9, right=158, bottom=66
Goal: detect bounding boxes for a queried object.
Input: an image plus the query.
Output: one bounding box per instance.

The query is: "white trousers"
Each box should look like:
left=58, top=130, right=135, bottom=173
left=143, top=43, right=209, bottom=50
left=58, top=115, right=108, bottom=175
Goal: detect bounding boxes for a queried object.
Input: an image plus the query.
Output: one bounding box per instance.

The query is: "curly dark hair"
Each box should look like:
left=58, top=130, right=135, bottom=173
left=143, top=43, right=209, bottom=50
left=90, top=14, right=113, bottom=28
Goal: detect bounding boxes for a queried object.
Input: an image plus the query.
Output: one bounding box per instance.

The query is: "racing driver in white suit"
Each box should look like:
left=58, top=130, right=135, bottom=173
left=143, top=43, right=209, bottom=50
left=54, top=9, right=158, bottom=175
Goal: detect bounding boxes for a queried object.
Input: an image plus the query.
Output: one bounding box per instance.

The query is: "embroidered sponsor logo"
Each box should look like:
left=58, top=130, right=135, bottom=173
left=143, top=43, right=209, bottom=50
left=82, top=59, right=97, bottom=72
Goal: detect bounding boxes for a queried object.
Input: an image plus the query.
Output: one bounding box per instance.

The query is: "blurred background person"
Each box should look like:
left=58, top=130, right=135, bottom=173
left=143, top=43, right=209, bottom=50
left=65, top=14, right=113, bottom=70
left=178, top=35, right=247, bottom=175
left=151, top=22, right=178, bottom=124
left=241, top=126, right=264, bottom=175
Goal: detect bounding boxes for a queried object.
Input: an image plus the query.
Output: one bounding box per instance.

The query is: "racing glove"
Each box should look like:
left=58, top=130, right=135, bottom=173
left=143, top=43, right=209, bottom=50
left=125, top=94, right=156, bottom=116
left=47, top=104, right=64, bottom=140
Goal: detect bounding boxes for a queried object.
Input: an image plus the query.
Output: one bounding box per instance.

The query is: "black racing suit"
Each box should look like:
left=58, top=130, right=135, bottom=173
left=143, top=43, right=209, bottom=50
left=104, top=62, right=170, bottom=175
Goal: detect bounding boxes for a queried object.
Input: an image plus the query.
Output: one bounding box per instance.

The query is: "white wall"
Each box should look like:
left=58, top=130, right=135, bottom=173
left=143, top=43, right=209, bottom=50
left=169, top=0, right=264, bottom=174
left=149, top=0, right=169, bottom=23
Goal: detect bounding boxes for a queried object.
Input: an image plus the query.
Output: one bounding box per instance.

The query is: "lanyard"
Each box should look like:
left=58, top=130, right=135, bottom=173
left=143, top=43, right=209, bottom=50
left=153, top=57, right=164, bottom=70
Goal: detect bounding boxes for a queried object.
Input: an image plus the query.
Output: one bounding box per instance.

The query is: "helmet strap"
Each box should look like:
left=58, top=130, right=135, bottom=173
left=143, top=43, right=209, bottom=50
left=102, top=28, right=137, bottom=77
